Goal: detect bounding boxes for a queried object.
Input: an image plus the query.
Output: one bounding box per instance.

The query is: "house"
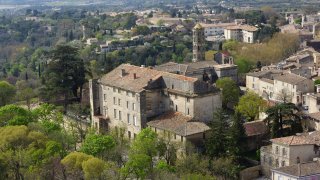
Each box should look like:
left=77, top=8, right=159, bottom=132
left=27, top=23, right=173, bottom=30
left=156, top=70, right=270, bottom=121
left=271, top=160, right=320, bottom=180
left=243, top=120, right=268, bottom=151
left=246, top=71, right=314, bottom=105
left=86, top=38, right=98, bottom=46
left=200, top=22, right=237, bottom=37
left=224, top=25, right=258, bottom=43
left=89, top=64, right=222, bottom=144
left=260, top=131, right=320, bottom=176
left=307, top=112, right=320, bottom=131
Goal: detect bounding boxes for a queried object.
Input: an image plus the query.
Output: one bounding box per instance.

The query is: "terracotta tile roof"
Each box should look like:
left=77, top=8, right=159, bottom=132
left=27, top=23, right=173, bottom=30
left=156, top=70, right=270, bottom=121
left=272, top=161, right=320, bottom=177
left=147, top=111, right=210, bottom=136
left=225, top=24, right=258, bottom=31
left=243, top=120, right=268, bottom=137
left=271, top=131, right=320, bottom=146
left=260, top=78, right=274, bottom=84
left=273, top=73, right=308, bottom=85
left=100, top=64, right=198, bottom=92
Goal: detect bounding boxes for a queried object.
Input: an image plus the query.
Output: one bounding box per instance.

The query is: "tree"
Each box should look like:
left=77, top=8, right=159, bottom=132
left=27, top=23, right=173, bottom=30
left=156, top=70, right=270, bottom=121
left=206, top=109, right=229, bottom=159
left=18, top=87, right=35, bottom=110
left=236, top=91, right=266, bottom=121
left=41, top=44, right=86, bottom=113
left=216, top=78, right=240, bottom=108
left=80, top=133, right=116, bottom=157
left=121, top=128, right=159, bottom=179
left=266, top=103, right=302, bottom=138
left=210, top=157, right=242, bottom=180
left=228, top=112, right=246, bottom=159
left=0, top=81, right=16, bottom=106
left=0, top=105, right=34, bottom=127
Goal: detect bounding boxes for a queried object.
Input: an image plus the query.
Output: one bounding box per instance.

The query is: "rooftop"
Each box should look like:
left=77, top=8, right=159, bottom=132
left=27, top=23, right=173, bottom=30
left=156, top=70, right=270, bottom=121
left=244, top=120, right=268, bottom=137
left=100, top=64, right=198, bottom=92
left=147, top=111, right=210, bottom=136
left=225, top=24, right=258, bottom=32
left=271, top=131, right=320, bottom=146
left=272, top=161, right=320, bottom=177
left=246, top=70, right=283, bottom=78
left=200, top=22, right=236, bottom=28
left=273, top=73, right=308, bottom=85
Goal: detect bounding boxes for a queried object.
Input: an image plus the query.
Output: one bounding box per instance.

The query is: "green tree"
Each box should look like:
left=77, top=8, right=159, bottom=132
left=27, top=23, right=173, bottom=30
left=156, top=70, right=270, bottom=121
left=0, top=105, right=34, bottom=127
left=41, top=44, right=86, bottom=113
left=121, top=128, right=159, bottom=179
left=216, top=78, right=240, bottom=108
left=0, top=81, right=16, bottom=106
left=266, top=103, right=302, bottom=138
left=206, top=109, right=229, bottom=159
left=236, top=91, right=266, bottom=121
left=228, top=112, right=246, bottom=159
left=80, top=133, right=116, bottom=157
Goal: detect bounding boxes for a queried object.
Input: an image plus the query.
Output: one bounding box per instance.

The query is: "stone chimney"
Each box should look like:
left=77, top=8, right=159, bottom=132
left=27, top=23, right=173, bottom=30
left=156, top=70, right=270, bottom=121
left=120, top=69, right=125, bottom=77
left=133, top=73, right=137, bottom=79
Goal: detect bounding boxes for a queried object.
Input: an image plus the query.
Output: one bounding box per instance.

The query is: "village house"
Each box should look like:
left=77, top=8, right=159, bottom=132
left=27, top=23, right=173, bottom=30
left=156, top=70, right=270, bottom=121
left=260, top=131, right=320, bottom=176
left=224, top=24, right=258, bottom=43
left=246, top=71, right=314, bottom=105
left=89, top=64, right=222, bottom=146
left=271, top=160, right=320, bottom=180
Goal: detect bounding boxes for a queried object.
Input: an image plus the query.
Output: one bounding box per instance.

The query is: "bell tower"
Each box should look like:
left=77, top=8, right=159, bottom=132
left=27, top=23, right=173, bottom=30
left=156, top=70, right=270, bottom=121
left=192, top=23, right=205, bottom=62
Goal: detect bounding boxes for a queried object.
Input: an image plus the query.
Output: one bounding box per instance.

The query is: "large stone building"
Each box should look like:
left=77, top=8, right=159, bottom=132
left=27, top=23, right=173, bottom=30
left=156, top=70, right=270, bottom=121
left=246, top=71, right=314, bottom=105
left=192, top=23, right=206, bottom=62
left=224, top=25, right=258, bottom=43
left=89, top=64, right=222, bottom=144
left=260, top=131, right=320, bottom=176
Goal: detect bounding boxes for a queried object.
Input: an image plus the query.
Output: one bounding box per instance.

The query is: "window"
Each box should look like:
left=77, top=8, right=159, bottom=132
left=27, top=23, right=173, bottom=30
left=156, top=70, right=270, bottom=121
left=132, top=103, right=136, bottom=111
left=127, top=114, right=130, bottom=124
left=114, top=109, right=117, bottom=118
left=126, top=91, right=129, bottom=96
left=133, top=116, right=137, bottom=126
left=104, top=94, right=107, bottom=101
left=187, top=108, right=190, bottom=115
left=187, top=97, right=190, bottom=102
left=126, top=101, right=129, bottom=108
left=175, top=105, right=178, bottom=111
left=118, top=98, right=121, bottom=106
left=282, top=148, right=286, bottom=156
left=113, top=87, right=116, bottom=92
left=118, top=89, right=121, bottom=93
left=275, top=146, right=279, bottom=154
left=113, top=97, right=116, bottom=105
left=252, top=84, right=255, bottom=89
left=276, top=159, right=279, bottom=167
left=128, top=131, right=131, bottom=139
left=134, top=133, right=136, bottom=139
left=281, top=161, right=285, bottom=167
left=95, top=122, right=98, bottom=129
left=172, top=84, right=174, bottom=89
left=170, top=101, right=173, bottom=106
left=119, top=111, right=122, bottom=120
left=174, top=134, right=177, bottom=139
left=181, top=136, right=183, bottom=142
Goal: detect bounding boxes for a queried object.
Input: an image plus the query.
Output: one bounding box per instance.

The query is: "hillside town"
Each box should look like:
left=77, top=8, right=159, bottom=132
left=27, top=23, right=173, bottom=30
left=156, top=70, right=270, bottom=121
left=2, top=0, right=320, bottom=180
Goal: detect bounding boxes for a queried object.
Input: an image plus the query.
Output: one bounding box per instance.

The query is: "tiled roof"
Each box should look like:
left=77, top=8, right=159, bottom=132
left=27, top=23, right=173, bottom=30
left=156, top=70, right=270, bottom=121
left=147, top=111, right=210, bottom=136
left=225, top=24, right=258, bottom=31
left=273, top=161, right=320, bottom=177
left=100, top=64, right=198, bottom=92
left=260, top=78, right=274, bottom=84
left=200, top=23, right=236, bottom=28
left=271, top=131, right=320, bottom=146
left=246, top=70, right=283, bottom=78
left=243, top=120, right=268, bottom=137
left=273, top=73, right=307, bottom=85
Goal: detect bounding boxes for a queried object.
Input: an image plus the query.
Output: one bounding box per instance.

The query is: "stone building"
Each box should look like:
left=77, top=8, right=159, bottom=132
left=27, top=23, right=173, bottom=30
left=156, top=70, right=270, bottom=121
left=224, top=25, right=258, bottom=43
left=192, top=23, right=206, bottom=62
left=260, top=131, right=320, bottom=176
left=89, top=64, right=222, bottom=144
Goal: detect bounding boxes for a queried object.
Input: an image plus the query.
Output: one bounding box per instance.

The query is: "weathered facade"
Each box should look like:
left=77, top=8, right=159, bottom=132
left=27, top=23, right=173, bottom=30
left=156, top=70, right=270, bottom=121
left=192, top=24, right=206, bottom=62
left=89, top=64, right=222, bottom=141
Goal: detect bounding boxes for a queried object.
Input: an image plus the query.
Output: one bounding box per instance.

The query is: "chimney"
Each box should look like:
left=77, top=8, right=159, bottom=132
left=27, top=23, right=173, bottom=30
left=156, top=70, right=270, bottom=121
left=120, top=69, right=125, bottom=77
left=133, top=73, right=137, bottom=79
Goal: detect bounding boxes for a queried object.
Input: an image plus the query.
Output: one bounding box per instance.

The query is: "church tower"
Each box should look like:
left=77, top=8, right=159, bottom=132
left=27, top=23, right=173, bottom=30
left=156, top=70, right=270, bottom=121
left=192, top=23, right=205, bottom=62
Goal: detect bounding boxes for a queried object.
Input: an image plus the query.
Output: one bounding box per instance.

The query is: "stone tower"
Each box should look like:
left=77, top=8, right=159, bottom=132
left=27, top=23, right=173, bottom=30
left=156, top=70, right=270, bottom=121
left=192, top=23, right=205, bottom=62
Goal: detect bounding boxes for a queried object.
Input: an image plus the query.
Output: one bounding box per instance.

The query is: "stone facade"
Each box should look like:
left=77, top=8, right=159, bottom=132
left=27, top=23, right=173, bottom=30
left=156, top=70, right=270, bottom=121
left=89, top=64, right=222, bottom=140
left=224, top=25, right=258, bottom=43
left=192, top=24, right=206, bottom=62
